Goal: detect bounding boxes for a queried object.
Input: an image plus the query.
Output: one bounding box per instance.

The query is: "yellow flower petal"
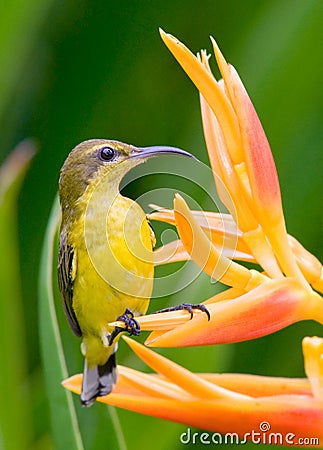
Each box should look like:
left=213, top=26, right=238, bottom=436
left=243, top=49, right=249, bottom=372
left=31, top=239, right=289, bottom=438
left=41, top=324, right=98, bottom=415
left=153, top=239, right=254, bottom=266
left=303, top=336, right=323, bottom=401
left=289, top=236, right=323, bottom=293
left=159, top=29, right=242, bottom=161
left=122, top=336, right=250, bottom=401
left=200, top=91, right=258, bottom=230
left=174, top=193, right=266, bottom=289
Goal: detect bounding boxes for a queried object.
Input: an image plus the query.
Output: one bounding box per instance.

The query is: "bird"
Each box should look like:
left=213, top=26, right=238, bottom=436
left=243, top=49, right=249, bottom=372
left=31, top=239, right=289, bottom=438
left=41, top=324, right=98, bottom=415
left=58, top=139, right=194, bottom=406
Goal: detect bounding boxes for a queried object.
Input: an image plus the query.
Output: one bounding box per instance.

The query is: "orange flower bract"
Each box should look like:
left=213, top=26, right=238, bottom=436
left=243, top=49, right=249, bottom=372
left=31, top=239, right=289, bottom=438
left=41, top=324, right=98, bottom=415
left=63, top=337, right=323, bottom=447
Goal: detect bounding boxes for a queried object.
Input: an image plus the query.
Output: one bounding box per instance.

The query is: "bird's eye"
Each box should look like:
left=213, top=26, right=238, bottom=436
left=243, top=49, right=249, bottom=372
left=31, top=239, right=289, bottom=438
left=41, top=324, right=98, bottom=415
left=99, top=146, right=115, bottom=161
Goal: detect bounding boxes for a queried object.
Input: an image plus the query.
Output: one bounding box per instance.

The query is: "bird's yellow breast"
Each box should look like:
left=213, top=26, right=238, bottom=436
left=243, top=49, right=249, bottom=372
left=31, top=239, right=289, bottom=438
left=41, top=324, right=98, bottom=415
left=69, top=190, right=154, bottom=365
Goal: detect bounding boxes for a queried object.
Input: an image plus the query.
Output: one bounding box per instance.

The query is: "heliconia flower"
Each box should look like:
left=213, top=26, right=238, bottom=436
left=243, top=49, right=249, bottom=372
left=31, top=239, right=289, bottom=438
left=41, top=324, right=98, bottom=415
left=159, top=29, right=306, bottom=284
left=63, top=336, right=323, bottom=446
left=116, top=31, right=323, bottom=348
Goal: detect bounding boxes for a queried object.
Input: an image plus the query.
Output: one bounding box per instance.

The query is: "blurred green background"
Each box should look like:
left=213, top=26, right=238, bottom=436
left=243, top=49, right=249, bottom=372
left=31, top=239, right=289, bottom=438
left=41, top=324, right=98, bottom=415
left=0, top=0, right=322, bottom=449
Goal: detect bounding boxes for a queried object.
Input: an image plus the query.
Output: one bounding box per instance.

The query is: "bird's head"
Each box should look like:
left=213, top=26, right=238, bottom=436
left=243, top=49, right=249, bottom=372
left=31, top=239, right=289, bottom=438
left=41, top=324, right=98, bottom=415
left=59, top=139, right=194, bottom=214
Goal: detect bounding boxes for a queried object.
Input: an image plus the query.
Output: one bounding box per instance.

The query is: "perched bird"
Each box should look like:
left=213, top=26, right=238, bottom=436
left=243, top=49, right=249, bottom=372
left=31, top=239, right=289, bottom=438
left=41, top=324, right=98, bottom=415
left=58, top=139, right=193, bottom=406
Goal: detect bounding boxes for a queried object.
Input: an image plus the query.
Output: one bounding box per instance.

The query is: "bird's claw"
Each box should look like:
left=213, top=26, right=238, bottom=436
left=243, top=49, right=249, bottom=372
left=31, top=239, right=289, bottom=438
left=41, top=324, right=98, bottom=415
left=109, top=308, right=140, bottom=346
left=155, top=302, right=210, bottom=321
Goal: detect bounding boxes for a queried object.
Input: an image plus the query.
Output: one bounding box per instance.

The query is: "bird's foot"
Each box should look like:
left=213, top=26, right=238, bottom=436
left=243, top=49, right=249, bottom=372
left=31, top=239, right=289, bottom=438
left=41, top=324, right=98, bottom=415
left=109, top=308, right=140, bottom=346
left=155, top=302, right=210, bottom=321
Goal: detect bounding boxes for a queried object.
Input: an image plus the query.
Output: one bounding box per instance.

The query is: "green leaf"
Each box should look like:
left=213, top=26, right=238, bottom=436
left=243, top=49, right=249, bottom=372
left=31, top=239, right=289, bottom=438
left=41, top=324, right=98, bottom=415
left=38, top=195, right=84, bottom=450
left=0, top=142, right=35, bottom=450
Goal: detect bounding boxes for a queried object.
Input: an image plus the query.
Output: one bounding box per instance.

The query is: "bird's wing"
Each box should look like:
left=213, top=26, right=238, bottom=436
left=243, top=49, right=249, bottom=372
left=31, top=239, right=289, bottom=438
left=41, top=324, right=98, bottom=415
left=58, top=232, right=82, bottom=337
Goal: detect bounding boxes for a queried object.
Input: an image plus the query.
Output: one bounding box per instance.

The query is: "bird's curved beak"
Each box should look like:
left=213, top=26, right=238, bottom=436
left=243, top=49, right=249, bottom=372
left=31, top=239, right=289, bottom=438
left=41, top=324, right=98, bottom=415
left=131, top=145, right=197, bottom=160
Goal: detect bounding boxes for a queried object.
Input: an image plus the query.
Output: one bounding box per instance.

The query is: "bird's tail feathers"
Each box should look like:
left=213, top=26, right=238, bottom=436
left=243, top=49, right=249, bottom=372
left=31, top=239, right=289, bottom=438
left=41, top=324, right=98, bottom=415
left=80, top=345, right=118, bottom=407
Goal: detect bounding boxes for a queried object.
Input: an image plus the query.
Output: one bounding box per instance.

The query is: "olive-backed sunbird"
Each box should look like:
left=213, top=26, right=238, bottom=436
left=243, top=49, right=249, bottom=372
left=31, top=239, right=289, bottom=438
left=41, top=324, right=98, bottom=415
left=58, top=139, right=193, bottom=406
